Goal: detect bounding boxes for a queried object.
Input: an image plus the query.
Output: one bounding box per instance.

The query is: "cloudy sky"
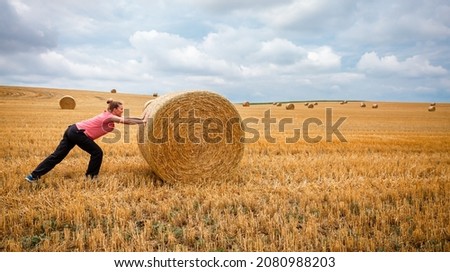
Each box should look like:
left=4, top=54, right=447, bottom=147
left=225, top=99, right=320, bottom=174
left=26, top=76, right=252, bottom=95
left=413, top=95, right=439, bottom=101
left=1, top=0, right=449, bottom=102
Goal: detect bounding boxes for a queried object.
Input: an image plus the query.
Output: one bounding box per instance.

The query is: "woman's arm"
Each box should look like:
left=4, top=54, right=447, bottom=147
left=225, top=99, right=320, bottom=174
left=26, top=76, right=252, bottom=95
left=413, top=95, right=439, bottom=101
left=109, top=116, right=147, bottom=125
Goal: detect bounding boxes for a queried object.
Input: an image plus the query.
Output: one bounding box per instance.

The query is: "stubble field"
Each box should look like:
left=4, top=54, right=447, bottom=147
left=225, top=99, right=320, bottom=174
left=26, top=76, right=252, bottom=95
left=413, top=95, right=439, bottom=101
left=0, top=85, right=449, bottom=251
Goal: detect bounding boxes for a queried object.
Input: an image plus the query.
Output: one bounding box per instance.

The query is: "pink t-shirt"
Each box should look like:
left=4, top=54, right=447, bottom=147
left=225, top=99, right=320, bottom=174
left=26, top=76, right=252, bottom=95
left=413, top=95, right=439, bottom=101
left=76, top=111, right=115, bottom=140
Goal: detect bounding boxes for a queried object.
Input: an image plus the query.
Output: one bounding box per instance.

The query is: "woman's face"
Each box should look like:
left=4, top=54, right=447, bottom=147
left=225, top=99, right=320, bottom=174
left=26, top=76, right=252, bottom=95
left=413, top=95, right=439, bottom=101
left=112, top=104, right=124, bottom=117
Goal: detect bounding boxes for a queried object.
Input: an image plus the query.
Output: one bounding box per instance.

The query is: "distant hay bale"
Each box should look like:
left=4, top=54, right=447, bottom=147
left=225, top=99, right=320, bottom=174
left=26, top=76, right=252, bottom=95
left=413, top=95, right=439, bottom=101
left=59, top=95, right=76, bottom=109
left=372, top=104, right=378, bottom=109
left=304, top=102, right=309, bottom=106
left=153, top=93, right=159, bottom=97
left=430, top=102, right=436, bottom=106
left=428, top=106, right=436, bottom=112
left=314, top=102, right=318, bottom=105
left=111, top=89, right=117, bottom=93
left=360, top=102, right=366, bottom=108
left=242, top=101, right=250, bottom=107
left=138, top=91, right=244, bottom=183
left=308, top=104, right=314, bottom=109
left=276, top=102, right=282, bottom=107
left=286, top=103, right=295, bottom=110
left=340, top=101, right=345, bottom=105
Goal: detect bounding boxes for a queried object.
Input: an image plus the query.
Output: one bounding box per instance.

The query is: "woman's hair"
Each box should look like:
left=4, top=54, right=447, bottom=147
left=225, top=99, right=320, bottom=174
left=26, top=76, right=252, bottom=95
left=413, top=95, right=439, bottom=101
left=106, top=99, right=122, bottom=112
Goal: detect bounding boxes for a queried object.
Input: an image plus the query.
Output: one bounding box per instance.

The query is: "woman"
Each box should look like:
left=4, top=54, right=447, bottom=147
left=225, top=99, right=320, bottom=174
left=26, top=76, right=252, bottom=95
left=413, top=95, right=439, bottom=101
left=25, top=100, right=146, bottom=182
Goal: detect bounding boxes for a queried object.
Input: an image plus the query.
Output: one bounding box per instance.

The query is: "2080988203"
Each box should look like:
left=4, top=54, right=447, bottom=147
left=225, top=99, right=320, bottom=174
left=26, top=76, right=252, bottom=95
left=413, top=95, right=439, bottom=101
left=255, top=256, right=336, bottom=268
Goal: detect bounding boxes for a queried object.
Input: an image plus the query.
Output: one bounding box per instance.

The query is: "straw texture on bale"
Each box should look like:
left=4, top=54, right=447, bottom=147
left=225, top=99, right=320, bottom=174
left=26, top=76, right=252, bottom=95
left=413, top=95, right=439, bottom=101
left=286, top=103, right=295, bottom=110
left=138, top=91, right=245, bottom=183
left=428, top=106, right=436, bottom=112
left=59, top=95, right=76, bottom=109
left=143, top=99, right=153, bottom=110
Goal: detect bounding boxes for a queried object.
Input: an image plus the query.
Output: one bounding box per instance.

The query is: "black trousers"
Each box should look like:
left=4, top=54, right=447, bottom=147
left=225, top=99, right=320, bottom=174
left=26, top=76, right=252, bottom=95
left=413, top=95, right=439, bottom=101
left=31, top=124, right=103, bottom=178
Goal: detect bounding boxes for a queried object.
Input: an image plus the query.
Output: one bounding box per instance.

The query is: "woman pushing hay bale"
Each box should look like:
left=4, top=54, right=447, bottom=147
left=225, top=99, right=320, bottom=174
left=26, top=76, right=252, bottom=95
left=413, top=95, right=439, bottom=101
left=59, top=95, right=76, bottom=109
left=138, top=91, right=245, bottom=183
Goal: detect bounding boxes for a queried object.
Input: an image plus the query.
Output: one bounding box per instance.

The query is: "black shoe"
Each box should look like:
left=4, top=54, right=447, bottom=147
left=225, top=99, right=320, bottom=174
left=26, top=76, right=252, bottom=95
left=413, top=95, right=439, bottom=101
left=25, top=174, right=39, bottom=183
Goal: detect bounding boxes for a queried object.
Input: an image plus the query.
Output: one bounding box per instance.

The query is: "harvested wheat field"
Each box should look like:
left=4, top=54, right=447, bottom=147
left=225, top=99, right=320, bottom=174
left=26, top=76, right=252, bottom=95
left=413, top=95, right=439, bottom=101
left=1, top=86, right=449, bottom=252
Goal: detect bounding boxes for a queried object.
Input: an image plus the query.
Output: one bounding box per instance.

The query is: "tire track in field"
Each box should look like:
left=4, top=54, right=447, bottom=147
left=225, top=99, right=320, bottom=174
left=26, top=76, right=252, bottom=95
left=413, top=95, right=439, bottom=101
left=0, top=86, right=56, bottom=100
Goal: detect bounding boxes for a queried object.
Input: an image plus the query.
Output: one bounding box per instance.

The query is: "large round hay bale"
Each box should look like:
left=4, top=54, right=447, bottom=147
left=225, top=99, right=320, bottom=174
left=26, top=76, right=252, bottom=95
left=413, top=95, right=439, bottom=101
left=372, top=104, right=378, bottom=109
left=286, top=103, right=295, bottom=110
left=308, top=103, right=314, bottom=109
left=428, top=106, right=436, bottom=112
left=143, top=99, right=153, bottom=110
left=138, top=91, right=244, bottom=183
left=111, top=89, right=117, bottom=93
left=59, top=95, right=76, bottom=109
left=360, top=102, right=366, bottom=107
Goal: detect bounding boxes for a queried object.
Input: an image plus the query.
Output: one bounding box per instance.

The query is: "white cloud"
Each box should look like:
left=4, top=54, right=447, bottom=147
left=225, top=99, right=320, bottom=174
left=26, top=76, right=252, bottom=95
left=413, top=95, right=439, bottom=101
left=357, top=52, right=447, bottom=77
left=180, top=0, right=290, bottom=13
left=246, top=45, right=341, bottom=76
left=9, top=0, right=30, bottom=14
left=251, top=38, right=305, bottom=65
left=0, top=0, right=57, bottom=52
left=130, top=30, right=191, bottom=59
left=130, top=30, right=238, bottom=76
left=258, top=0, right=357, bottom=31
left=39, top=51, right=104, bottom=78
left=130, top=27, right=342, bottom=82
left=339, top=1, right=450, bottom=45
left=201, top=25, right=271, bottom=62
left=304, top=46, right=341, bottom=69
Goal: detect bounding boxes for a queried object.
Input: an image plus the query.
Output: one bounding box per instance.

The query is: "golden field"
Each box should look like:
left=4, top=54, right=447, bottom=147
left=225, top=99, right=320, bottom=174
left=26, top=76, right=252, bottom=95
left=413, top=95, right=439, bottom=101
left=0, top=85, right=449, bottom=252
